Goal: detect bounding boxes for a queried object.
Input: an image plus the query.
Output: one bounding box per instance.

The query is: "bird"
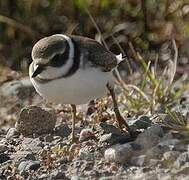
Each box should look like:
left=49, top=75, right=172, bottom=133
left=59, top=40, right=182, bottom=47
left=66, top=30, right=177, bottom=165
left=29, top=34, right=130, bottom=142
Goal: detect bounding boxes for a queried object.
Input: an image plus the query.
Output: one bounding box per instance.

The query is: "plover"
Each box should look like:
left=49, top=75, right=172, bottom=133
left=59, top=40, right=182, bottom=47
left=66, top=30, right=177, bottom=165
left=29, top=34, right=130, bottom=142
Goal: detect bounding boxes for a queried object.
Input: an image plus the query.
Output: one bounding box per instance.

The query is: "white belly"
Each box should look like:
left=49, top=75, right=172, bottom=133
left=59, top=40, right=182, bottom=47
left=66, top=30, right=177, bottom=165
left=30, top=68, right=114, bottom=105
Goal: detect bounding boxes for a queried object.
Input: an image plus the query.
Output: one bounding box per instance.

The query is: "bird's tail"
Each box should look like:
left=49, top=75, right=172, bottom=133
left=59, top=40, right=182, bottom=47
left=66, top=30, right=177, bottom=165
left=113, top=53, right=127, bottom=84
left=116, top=53, right=127, bottom=65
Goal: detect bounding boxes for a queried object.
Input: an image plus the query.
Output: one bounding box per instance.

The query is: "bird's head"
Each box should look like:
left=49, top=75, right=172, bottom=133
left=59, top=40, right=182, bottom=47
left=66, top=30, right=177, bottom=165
left=31, top=34, right=69, bottom=79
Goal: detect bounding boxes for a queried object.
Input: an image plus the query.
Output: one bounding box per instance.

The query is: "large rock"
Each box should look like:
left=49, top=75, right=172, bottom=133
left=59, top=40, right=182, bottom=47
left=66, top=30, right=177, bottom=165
left=15, top=106, right=56, bottom=137
left=135, top=124, right=164, bottom=151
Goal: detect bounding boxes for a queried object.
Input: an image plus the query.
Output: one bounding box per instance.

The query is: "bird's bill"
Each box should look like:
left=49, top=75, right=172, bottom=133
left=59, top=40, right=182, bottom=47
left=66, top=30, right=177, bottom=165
left=31, top=65, right=44, bottom=78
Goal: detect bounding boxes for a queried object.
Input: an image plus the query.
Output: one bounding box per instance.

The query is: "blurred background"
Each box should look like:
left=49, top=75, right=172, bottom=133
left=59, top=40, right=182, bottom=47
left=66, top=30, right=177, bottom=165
left=0, top=0, right=189, bottom=72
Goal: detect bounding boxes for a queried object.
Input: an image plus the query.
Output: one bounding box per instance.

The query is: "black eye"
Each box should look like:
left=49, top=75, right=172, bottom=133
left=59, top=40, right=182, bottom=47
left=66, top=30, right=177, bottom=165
left=49, top=52, right=68, bottom=67
left=49, top=53, right=64, bottom=67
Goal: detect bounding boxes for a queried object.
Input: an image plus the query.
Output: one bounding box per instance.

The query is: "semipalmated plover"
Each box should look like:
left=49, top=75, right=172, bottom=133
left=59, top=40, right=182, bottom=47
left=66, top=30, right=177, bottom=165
left=29, top=34, right=130, bottom=142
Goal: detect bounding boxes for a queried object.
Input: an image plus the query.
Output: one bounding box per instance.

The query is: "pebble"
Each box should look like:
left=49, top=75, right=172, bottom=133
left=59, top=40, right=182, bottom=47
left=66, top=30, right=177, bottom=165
left=162, top=151, right=180, bottom=168
left=54, top=124, right=71, bottom=138
left=18, top=160, right=40, bottom=173
left=99, top=122, right=122, bottom=135
left=15, top=106, right=56, bottom=137
left=21, top=138, right=43, bottom=153
left=135, top=128, right=162, bottom=151
left=145, top=145, right=166, bottom=160
left=158, top=139, right=181, bottom=151
left=174, top=152, right=189, bottom=168
left=0, top=144, right=8, bottom=153
left=104, top=143, right=133, bottom=163
left=78, top=147, right=93, bottom=160
left=161, top=132, right=174, bottom=141
left=148, top=159, right=161, bottom=167
left=49, top=170, right=68, bottom=179
left=11, top=150, right=36, bottom=162
left=71, top=176, right=80, bottom=180
left=172, top=162, right=189, bottom=175
left=99, top=133, right=132, bottom=145
left=0, top=153, right=10, bottom=164
left=147, top=124, right=164, bottom=137
left=79, top=129, right=95, bottom=142
left=131, top=155, right=146, bottom=166
left=133, top=116, right=152, bottom=129
left=6, top=128, right=20, bottom=139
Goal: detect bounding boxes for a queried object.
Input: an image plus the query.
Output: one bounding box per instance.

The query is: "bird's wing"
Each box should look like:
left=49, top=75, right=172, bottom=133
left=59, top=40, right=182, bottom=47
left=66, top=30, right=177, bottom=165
left=71, top=36, right=118, bottom=72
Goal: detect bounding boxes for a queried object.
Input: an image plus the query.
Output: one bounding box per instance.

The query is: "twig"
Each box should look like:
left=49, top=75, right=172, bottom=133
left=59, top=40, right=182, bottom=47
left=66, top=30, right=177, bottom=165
left=128, top=41, right=158, bottom=88
left=85, top=8, right=109, bottom=50
left=164, top=39, right=178, bottom=95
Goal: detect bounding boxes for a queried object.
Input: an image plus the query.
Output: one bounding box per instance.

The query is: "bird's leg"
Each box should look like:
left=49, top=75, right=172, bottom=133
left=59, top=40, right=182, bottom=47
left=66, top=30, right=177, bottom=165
left=106, top=83, right=131, bottom=132
left=70, top=104, right=77, bottom=143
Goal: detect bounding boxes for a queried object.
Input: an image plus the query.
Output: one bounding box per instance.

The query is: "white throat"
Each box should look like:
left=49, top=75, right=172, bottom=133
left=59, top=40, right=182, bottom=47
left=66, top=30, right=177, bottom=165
left=38, top=34, right=74, bottom=80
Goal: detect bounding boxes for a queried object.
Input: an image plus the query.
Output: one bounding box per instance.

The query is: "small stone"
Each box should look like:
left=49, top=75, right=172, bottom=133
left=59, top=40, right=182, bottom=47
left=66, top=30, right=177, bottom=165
left=43, top=134, right=54, bottom=142
left=6, top=128, right=20, bottom=139
left=50, top=170, right=68, bottom=179
left=18, top=160, right=40, bottom=173
left=71, top=176, right=80, bottom=180
left=54, top=124, right=71, bottom=138
left=79, top=129, right=95, bottom=142
left=134, top=116, right=151, bottom=129
left=145, top=145, right=166, bottom=160
left=39, top=174, right=49, bottom=179
left=162, top=132, right=174, bottom=141
left=131, top=155, right=146, bottom=166
left=148, top=159, right=161, bottom=166
left=163, top=151, right=180, bottom=161
left=135, top=130, right=161, bottom=152
left=174, top=152, right=189, bottom=168
left=78, top=147, right=93, bottom=160
left=0, top=153, right=10, bottom=164
left=16, top=106, right=56, bottom=137
left=99, top=133, right=132, bottom=145
left=147, top=124, right=164, bottom=137
left=99, top=122, right=122, bottom=135
left=56, top=157, right=67, bottom=164
left=104, top=143, right=133, bottom=163
left=162, top=151, right=180, bottom=168
left=172, top=162, right=189, bottom=175
left=21, top=138, right=43, bottom=153
left=158, top=139, right=181, bottom=151
left=11, top=150, right=36, bottom=162
left=0, top=144, right=8, bottom=153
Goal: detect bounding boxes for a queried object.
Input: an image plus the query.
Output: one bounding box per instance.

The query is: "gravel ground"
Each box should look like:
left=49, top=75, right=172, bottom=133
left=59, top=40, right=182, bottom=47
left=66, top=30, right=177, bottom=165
left=0, top=74, right=189, bottom=180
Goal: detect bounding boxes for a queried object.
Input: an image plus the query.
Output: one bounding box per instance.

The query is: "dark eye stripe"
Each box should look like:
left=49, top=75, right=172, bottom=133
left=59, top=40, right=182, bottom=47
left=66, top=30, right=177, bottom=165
left=62, top=38, right=80, bottom=77
left=49, top=42, right=69, bottom=67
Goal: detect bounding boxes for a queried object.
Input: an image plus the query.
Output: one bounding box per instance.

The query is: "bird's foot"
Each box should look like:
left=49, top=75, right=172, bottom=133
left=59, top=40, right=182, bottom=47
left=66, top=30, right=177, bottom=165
left=116, top=114, right=131, bottom=134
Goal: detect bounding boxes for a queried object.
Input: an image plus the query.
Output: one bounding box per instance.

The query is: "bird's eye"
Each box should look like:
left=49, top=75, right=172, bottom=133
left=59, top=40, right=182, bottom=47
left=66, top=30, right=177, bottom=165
left=49, top=54, right=64, bottom=67
left=49, top=49, right=69, bottom=67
